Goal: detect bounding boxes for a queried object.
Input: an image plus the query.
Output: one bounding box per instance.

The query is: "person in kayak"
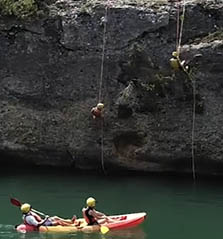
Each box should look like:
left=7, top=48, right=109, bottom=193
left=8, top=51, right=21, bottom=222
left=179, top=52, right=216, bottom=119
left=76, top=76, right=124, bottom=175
left=82, top=197, right=115, bottom=225
left=20, top=203, right=79, bottom=228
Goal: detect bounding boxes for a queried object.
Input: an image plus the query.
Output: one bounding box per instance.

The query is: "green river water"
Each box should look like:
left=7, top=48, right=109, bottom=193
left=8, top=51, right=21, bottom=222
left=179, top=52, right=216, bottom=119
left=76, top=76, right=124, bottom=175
left=1, top=168, right=223, bottom=239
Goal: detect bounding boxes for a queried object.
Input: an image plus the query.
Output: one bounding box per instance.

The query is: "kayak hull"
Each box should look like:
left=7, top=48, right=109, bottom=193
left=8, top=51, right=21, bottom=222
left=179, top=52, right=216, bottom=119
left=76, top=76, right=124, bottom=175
left=16, top=212, right=146, bottom=233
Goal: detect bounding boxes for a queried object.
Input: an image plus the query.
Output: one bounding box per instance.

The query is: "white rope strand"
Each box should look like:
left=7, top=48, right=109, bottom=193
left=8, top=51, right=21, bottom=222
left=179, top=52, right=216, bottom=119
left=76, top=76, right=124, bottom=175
left=177, top=0, right=186, bottom=54
left=98, top=2, right=110, bottom=174
left=98, top=6, right=108, bottom=103
left=101, top=120, right=105, bottom=173
left=191, top=76, right=196, bottom=181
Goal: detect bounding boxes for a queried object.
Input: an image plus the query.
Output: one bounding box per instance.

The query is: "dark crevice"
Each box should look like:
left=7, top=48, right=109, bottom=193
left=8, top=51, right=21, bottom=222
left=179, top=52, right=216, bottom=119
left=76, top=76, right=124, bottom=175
left=1, top=25, right=41, bottom=36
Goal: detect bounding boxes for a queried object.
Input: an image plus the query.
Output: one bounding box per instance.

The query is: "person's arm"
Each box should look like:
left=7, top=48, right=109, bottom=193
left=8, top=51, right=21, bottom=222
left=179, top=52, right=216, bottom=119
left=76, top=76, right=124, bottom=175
left=90, top=209, right=106, bottom=219
left=37, top=215, right=50, bottom=226
left=91, top=107, right=95, bottom=113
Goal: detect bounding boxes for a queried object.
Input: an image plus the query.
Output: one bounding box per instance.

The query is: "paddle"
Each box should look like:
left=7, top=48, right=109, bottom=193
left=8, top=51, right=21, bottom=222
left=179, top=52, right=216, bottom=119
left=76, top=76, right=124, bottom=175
left=10, top=198, right=47, bottom=217
left=11, top=198, right=110, bottom=233
left=100, top=225, right=109, bottom=234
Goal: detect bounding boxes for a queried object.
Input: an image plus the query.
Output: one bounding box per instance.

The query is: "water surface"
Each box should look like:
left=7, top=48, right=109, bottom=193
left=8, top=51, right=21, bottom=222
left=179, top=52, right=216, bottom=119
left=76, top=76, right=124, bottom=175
left=1, top=168, right=223, bottom=239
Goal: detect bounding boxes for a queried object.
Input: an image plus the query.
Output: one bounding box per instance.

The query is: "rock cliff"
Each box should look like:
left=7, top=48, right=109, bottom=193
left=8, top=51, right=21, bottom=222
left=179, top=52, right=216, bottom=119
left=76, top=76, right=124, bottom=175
left=0, top=0, right=223, bottom=176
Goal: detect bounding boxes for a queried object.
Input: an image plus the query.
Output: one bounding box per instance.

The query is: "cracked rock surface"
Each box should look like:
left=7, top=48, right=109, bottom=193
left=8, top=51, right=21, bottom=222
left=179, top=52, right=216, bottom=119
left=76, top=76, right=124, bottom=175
left=0, top=0, right=223, bottom=176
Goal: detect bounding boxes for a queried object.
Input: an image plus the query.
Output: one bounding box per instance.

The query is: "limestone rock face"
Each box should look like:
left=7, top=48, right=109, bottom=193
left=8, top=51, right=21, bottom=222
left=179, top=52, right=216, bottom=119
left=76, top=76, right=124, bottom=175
left=0, top=0, right=223, bottom=176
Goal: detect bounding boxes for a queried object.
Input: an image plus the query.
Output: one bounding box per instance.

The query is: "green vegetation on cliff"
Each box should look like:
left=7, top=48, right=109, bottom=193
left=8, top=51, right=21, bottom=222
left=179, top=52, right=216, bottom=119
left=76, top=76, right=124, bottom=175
left=0, top=0, right=38, bottom=18
left=202, top=29, right=223, bottom=43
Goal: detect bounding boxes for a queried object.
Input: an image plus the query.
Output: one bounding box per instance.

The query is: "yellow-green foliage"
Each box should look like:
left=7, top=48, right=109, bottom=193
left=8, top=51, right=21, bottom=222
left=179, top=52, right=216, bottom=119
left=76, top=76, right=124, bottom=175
left=0, top=0, right=37, bottom=18
left=202, top=29, right=223, bottom=42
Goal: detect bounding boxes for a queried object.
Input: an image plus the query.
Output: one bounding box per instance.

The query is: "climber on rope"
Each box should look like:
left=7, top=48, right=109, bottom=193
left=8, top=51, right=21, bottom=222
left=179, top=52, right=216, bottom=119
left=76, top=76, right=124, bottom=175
left=169, top=51, right=189, bottom=73
left=91, top=103, right=104, bottom=119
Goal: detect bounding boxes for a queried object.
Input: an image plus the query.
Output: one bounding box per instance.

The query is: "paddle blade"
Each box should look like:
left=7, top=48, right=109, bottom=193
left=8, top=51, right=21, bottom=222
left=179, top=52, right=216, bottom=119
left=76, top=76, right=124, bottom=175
left=10, top=198, right=22, bottom=207
left=100, top=226, right=109, bottom=234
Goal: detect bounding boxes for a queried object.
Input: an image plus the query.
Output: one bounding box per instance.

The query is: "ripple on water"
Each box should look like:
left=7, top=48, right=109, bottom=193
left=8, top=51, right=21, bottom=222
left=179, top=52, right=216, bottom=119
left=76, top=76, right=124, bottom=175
left=0, top=224, right=17, bottom=239
left=0, top=224, right=15, bottom=231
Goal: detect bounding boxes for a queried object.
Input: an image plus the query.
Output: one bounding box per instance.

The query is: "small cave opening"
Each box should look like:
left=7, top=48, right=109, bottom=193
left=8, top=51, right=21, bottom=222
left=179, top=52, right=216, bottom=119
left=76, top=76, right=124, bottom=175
left=113, top=132, right=145, bottom=156
left=117, top=105, right=133, bottom=119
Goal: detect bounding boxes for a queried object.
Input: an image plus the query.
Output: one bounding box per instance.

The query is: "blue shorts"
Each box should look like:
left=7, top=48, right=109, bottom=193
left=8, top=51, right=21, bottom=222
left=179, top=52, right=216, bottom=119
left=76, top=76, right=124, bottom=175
left=42, top=219, right=53, bottom=226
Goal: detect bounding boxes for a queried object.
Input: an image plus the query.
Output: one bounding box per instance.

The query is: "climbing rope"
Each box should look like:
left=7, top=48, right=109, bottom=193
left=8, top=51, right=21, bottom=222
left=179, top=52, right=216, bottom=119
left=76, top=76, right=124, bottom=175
left=191, top=76, right=196, bottom=181
left=98, top=2, right=109, bottom=103
left=176, top=0, right=186, bottom=54
left=176, top=1, right=180, bottom=50
left=177, top=0, right=186, bottom=53
left=174, top=0, right=196, bottom=180
left=98, top=0, right=112, bottom=174
left=100, top=120, right=105, bottom=173
left=181, top=65, right=197, bottom=181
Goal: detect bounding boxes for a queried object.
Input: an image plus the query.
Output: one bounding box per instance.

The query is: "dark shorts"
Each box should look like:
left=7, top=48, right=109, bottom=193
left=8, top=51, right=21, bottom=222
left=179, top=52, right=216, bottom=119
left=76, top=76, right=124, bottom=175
left=42, top=219, right=53, bottom=226
left=88, top=221, right=99, bottom=226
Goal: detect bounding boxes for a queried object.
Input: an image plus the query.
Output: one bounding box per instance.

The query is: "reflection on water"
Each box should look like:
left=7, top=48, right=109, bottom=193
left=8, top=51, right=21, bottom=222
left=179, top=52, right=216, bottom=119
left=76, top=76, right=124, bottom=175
left=40, top=227, right=145, bottom=239
left=0, top=225, right=145, bottom=239
left=105, top=227, right=146, bottom=239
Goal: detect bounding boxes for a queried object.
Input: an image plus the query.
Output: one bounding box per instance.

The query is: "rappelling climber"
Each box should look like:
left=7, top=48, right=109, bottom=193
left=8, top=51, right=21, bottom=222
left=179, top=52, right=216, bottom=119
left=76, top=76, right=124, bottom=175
left=170, top=51, right=189, bottom=73
left=91, top=103, right=104, bottom=119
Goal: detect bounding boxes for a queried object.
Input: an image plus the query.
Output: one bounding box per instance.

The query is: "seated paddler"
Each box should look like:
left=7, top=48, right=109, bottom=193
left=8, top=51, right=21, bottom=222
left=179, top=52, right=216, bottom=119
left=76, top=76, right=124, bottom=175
left=82, top=197, right=115, bottom=225
left=20, top=203, right=78, bottom=229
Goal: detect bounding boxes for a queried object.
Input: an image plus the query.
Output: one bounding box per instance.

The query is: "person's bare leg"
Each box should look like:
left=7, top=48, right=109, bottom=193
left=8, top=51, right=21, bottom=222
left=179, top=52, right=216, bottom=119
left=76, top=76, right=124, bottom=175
left=50, top=216, right=81, bottom=226
left=51, top=216, right=73, bottom=224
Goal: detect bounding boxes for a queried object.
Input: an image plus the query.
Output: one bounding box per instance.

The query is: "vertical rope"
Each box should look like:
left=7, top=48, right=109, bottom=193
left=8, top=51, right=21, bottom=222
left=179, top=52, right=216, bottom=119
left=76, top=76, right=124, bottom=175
left=191, top=76, right=196, bottom=181
left=179, top=68, right=196, bottom=181
left=100, top=120, right=105, bottom=173
left=181, top=70, right=196, bottom=181
left=177, top=0, right=186, bottom=54
left=98, top=6, right=108, bottom=103
left=174, top=0, right=196, bottom=180
left=176, top=1, right=180, bottom=51
left=98, top=2, right=110, bottom=174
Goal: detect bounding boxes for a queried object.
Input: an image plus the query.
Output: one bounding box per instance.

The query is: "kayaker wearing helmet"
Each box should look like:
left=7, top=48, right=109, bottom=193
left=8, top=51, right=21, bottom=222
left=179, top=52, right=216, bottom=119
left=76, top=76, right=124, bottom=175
left=20, top=203, right=78, bottom=228
left=91, top=103, right=104, bottom=119
left=82, top=197, right=115, bottom=225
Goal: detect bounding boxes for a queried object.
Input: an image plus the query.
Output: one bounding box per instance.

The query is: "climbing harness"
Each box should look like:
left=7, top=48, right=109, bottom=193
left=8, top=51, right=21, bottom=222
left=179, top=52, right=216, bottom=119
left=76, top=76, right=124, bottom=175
left=171, top=0, right=196, bottom=181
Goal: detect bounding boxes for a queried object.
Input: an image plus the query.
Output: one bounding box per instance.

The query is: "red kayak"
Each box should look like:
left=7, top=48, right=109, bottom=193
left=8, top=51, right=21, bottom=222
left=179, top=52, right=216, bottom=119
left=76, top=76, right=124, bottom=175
left=16, top=212, right=147, bottom=233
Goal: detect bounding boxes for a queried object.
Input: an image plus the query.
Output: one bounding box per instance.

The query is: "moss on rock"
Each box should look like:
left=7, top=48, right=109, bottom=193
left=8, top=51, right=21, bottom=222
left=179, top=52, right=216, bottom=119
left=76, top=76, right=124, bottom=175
left=202, top=29, right=223, bottom=43
left=0, top=0, right=38, bottom=18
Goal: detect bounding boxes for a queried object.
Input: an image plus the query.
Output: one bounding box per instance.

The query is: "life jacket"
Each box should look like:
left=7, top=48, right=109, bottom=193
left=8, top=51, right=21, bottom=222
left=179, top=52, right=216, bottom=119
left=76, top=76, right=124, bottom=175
left=91, top=107, right=102, bottom=118
left=82, top=207, right=98, bottom=225
left=170, top=57, right=180, bottom=71
left=23, top=212, right=42, bottom=230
